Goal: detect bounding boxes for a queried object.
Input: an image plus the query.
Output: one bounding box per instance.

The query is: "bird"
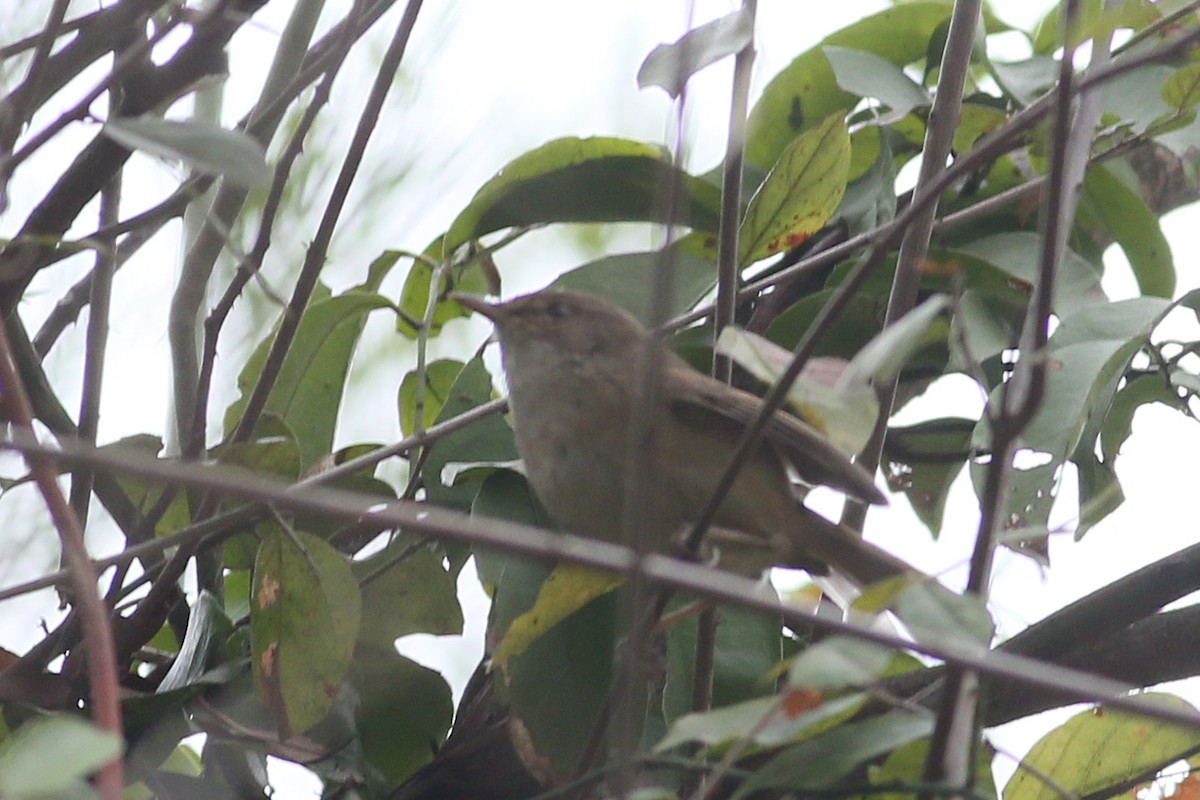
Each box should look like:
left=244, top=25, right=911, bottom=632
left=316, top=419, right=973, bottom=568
left=453, top=288, right=914, bottom=585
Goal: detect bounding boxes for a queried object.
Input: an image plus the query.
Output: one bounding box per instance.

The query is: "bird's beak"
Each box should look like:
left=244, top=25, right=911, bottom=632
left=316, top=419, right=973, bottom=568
left=450, top=292, right=501, bottom=321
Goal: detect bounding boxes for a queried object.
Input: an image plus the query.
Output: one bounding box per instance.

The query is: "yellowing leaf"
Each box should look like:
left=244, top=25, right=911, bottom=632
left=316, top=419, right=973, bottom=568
left=739, top=114, right=851, bottom=266
left=493, top=565, right=622, bottom=664
left=1004, top=695, right=1200, bottom=800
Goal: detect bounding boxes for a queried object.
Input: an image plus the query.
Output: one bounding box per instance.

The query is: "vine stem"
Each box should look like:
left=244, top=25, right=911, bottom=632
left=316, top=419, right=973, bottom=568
left=0, top=327, right=124, bottom=798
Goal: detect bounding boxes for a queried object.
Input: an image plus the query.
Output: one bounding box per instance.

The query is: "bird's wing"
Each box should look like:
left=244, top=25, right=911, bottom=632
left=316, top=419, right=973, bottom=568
left=664, top=363, right=886, bottom=505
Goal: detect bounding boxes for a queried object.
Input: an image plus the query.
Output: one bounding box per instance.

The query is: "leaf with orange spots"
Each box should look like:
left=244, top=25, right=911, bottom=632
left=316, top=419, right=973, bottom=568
left=251, top=528, right=362, bottom=737
left=654, top=693, right=867, bottom=752
left=1173, top=772, right=1200, bottom=800
left=738, top=114, right=851, bottom=267
left=1003, top=693, right=1200, bottom=800
left=920, top=257, right=964, bottom=277
left=783, top=689, right=826, bottom=717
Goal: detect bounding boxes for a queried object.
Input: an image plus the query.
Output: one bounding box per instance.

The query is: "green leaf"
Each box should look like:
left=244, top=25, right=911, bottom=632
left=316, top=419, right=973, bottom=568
left=883, top=417, right=973, bottom=537
left=108, top=435, right=194, bottom=537
left=352, top=646, right=453, bottom=788
left=1074, top=451, right=1124, bottom=538
left=1032, top=0, right=1159, bottom=52
left=952, top=232, right=1108, bottom=317
left=663, top=597, right=784, bottom=722
left=787, top=635, right=892, bottom=692
left=874, top=737, right=998, bottom=800
left=1099, top=65, right=1176, bottom=134
left=0, top=715, right=122, bottom=799
left=251, top=529, right=362, bottom=735
left=470, top=471, right=614, bottom=775
left=1003, top=695, right=1200, bottom=800
left=837, top=129, right=897, bottom=234
left=422, top=356, right=518, bottom=510
left=224, top=265, right=396, bottom=467
left=1163, top=63, right=1200, bottom=112
left=354, top=536, right=463, bottom=649
left=735, top=710, right=933, bottom=796
left=991, top=56, right=1059, bottom=106
left=1078, top=371, right=1181, bottom=536
left=551, top=243, right=718, bottom=326
left=952, top=104, right=1008, bottom=152
left=102, top=116, right=270, bottom=188
left=894, top=581, right=995, bottom=650
left=1101, top=374, right=1181, bottom=464
left=948, top=288, right=1021, bottom=373
left=1081, top=165, right=1174, bottom=298
left=395, top=245, right=496, bottom=339
left=656, top=693, right=866, bottom=753
left=471, top=468, right=555, bottom=589
left=767, top=290, right=886, bottom=361
left=1029, top=297, right=1172, bottom=457
left=494, top=581, right=617, bottom=775
left=157, top=592, right=233, bottom=693
left=638, top=8, right=753, bottom=98
left=739, top=115, right=851, bottom=266
left=493, top=565, right=623, bottom=664
left=745, top=3, right=954, bottom=169
left=443, top=137, right=722, bottom=258
left=823, top=47, right=929, bottom=122
left=213, top=415, right=301, bottom=480
left=398, top=359, right=466, bottom=436
left=972, top=298, right=1171, bottom=547
left=846, top=295, right=949, bottom=386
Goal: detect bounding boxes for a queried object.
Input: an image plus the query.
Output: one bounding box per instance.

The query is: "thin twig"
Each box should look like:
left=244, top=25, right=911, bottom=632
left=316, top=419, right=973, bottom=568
left=0, top=0, right=265, bottom=313
left=1, top=4, right=190, bottom=175
left=0, top=345, right=124, bottom=799
left=67, top=170, right=121, bottom=527
left=925, top=1, right=1106, bottom=795
left=606, top=6, right=694, bottom=788
left=0, top=0, right=73, bottom=197
left=4, top=436, right=1200, bottom=732
left=0, top=396, right=507, bottom=604
left=680, top=20, right=1200, bottom=556
left=188, top=0, right=365, bottom=460
left=0, top=4, right=93, bottom=59
left=228, top=0, right=425, bottom=448
left=690, top=0, right=758, bottom=749
left=712, top=0, right=756, bottom=384
left=661, top=20, right=1200, bottom=336
left=169, top=0, right=340, bottom=448
left=847, top=0, right=980, bottom=533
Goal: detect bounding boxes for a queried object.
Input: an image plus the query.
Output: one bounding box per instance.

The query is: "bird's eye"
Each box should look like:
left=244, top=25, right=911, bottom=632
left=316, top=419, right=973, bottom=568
left=546, top=301, right=571, bottom=319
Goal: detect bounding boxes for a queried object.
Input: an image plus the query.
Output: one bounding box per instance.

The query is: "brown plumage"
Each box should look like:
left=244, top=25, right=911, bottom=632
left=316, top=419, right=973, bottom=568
left=455, top=288, right=913, bottom=585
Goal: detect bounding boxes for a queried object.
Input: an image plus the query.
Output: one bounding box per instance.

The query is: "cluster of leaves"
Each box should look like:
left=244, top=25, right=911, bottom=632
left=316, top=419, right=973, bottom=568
left=2, top=1, right=1200, bottom=800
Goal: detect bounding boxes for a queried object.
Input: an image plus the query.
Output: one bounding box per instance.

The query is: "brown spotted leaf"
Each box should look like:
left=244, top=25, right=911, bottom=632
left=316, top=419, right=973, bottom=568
left=251, top=528, right=362, bottom=736
left=738, top=114, right=851, bottom=267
